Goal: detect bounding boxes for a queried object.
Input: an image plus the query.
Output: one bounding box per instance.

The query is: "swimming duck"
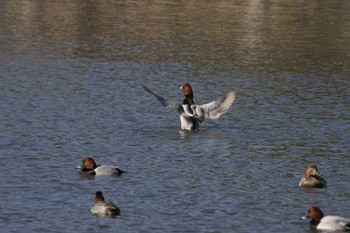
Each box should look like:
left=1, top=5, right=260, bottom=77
left=77, top=157, right=126, bottom=176
left=299, top=165, right=327, bottom=188
left=143, top=83, right=236, bottom=131
left=91, top=191, right=121, bottom=216
left=301, top=206, right=350, bottom=231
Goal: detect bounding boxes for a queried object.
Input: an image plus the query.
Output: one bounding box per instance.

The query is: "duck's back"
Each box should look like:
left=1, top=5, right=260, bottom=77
left=94, top=165, right=124, bottom=176
left=318, top=216, right=350, bottom=231
left=299, top=176, right=327, bottom=188
left=91, top=201, right=121, bottom=216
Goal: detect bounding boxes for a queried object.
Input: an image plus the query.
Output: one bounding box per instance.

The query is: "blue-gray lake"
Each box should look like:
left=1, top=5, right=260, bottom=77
left=1, top=1, right=349, bottom=232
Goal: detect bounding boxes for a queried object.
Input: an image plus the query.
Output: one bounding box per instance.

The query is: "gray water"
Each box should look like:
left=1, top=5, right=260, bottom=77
left=1, top=1, right=349, bottom=232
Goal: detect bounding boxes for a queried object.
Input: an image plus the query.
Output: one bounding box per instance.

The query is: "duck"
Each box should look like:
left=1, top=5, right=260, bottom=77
left=299, top=165, right=327, bottom=188
left=143, top=83, right=236, bottom=131
left=301, top=206, right=350, bottom=231
left=77, top=157, right=126, bottom=176
left=90, top=191, right=121, bottom=216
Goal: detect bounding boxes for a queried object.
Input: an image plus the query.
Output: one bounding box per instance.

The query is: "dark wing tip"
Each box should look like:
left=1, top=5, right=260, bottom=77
left=142, top=85, right=153, bottom=94
left=142, top=84, right=180, bottom=110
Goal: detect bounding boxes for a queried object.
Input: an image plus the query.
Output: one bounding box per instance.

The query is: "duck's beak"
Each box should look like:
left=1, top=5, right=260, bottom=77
left=300, top=215, right=308, bottom=220
left=76, top=165, right=82, bottom=169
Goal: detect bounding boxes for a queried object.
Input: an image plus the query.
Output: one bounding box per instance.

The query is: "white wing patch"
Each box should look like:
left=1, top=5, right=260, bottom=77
left=199, top=89, right=236, bottom=120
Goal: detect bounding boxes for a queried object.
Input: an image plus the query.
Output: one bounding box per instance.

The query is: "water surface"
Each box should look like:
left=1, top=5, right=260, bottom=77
left=0, top=1, right=349, bottom=232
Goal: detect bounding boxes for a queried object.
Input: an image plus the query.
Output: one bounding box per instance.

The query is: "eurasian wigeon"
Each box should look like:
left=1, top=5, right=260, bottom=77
left=299, top=165, right=327, bottom=188
left=77, top=157, right=126, bottom=176
left=90, top=191, right=121, bottom=216
left=301, top=206, right=350, bottom=231
left=143, top=83, right=236, bottom=131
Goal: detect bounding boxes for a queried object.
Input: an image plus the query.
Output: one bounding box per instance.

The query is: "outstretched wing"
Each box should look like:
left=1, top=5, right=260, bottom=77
left=142, top=85, right=179, bottom=110
left=200, top=88, right=236, bottom=120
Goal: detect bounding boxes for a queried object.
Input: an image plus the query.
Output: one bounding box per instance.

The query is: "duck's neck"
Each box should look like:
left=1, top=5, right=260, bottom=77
left=183, top=96, right=194, bottom=105
left=310, top=219, right=320, bottom=227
